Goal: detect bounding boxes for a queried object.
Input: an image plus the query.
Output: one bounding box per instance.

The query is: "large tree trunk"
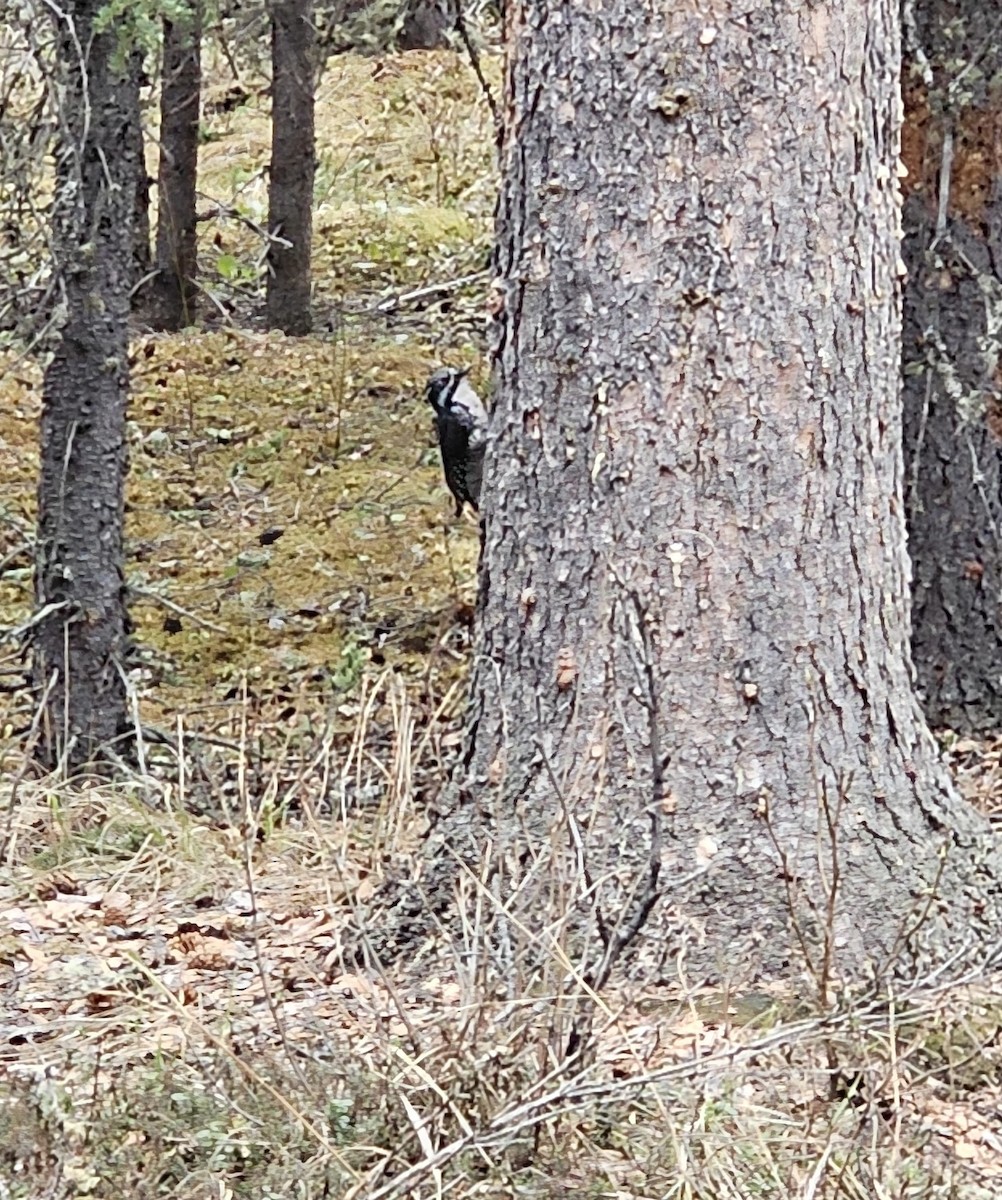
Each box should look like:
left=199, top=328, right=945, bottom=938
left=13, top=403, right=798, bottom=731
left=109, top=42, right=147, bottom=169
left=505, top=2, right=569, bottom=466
left=152, top=1, right=202, bottom=331
left=266, top=0, right=316, bottom=335
left=34, top=0, right=134, bottom=769
left=901, top=5, right=1002, bottom=733
left=373, top=0, right=1002, bottom=986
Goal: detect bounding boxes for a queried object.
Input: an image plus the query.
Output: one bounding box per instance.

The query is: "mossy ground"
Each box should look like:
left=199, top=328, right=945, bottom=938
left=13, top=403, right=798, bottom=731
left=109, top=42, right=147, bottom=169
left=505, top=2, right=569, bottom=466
left=1, top=50, right=494, bottom=748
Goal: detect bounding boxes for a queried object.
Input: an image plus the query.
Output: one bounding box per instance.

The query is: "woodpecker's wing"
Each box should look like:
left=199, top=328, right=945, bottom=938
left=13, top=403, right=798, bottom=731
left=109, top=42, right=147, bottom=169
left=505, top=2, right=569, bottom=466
left=445, top=378, right=487, bottom=508
left=446, top=377, right=489, bottom=442
left=425, top=368, right=489, bottom=513
left=463, top=441, right=484, bottom=508
left=435, top=412, right=481, bottom=510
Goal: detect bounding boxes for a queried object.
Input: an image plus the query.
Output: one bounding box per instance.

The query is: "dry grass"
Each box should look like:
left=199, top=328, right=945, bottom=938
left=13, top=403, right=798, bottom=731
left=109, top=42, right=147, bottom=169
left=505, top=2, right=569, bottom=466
left=4, top=701, right=1002, bottom=1198
left=2, top=40, right=1002, bottom=1200
left=4, top=663, right=1002, bottom=1198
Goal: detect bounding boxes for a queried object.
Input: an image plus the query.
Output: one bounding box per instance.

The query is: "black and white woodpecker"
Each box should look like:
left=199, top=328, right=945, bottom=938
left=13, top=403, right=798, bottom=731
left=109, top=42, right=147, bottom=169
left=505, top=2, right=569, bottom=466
left=424, top=367, right=488, bottom=517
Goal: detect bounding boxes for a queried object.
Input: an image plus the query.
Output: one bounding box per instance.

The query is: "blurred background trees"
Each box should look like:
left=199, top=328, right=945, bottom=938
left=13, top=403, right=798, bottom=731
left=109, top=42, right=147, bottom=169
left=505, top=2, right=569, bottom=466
left=150, top=0, right=202, bottom=330
left=902, top=1, right=1002, bottom=734
left=0, top=0, right=498, bottom=768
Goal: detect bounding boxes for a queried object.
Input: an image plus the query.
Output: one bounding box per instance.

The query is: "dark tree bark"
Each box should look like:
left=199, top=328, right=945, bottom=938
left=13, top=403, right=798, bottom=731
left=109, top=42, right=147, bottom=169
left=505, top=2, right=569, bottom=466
left=127, top=51, right=153, bottom=303
left=364, top=0, right=1002, bottom=986
left=152, top=1, right=202, bottom=331
left=34, top=0, right=135, bottom=769
left=398, top=0, right=450, bottom=50
left=319, top=1, right=451, bottom=53
left=266, top=0, right=316, bottom=335
left=901, top=4, right=1002, bottom=733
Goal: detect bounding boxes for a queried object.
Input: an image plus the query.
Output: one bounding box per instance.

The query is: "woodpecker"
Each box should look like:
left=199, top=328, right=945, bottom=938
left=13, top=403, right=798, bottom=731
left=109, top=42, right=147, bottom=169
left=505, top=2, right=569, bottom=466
left=424, top=366, right=488, bottom=517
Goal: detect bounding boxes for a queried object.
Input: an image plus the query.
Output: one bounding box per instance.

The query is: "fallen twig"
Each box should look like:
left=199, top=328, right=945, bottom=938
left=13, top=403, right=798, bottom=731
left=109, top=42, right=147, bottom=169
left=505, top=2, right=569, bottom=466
left=131, top=585, right=230, bottom=635
left=373, top=270, right=488, bottom=314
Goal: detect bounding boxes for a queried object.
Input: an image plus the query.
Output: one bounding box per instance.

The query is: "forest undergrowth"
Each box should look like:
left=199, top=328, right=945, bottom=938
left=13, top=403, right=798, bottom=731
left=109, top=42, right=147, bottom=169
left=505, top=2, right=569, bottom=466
left=1, top=46, right=1002, bottom=1200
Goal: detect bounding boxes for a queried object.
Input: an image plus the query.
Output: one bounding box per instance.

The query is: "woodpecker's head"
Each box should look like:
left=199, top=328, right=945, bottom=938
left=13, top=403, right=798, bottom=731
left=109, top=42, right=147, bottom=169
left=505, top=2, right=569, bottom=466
left=425, top=366, right=468, bottom=414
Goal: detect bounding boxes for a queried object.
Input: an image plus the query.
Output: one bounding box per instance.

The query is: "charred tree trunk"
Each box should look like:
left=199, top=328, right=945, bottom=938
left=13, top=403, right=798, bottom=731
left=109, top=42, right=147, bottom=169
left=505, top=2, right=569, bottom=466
left=901, top=4, right=1002, bottom=733
left=364, top=0, right=1002, bottom=985
left=398, top=0, right=451, bottom=50
left=266, top=0, right=316, bottom=335
left=152, top=1, right=202, bottom=331
left=34, top=0, right=135, bottom=769
left=128, top=51, right=153, bottom=306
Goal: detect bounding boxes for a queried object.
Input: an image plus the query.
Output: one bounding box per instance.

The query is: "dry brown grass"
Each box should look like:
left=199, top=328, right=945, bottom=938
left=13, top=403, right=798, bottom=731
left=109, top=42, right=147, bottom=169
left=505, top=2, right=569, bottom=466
left=4, top=702, right=1002, bottom=1198
left=4, top=661, right=1002, bottom=1199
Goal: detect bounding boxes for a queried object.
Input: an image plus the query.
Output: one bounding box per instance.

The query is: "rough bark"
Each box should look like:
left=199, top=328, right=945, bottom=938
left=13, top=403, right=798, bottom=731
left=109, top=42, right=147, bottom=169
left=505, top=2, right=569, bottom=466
left=363, top=0, right=1002, bottom=987
left=901, top=3, right=1002, bottom=733
left=152, top=2, right=202, bottom=331
left=34, top=0, right=134, bottom=769
left=266, top=0, right=316, bottom=335
left=127, top=52, right=153, bottom=305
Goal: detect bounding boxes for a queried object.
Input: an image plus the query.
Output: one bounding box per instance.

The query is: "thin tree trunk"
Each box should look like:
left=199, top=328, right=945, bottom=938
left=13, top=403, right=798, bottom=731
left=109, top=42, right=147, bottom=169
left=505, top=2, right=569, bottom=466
left=398, top=0, right=450, bottom=50
left=128, top=51, right=153, bottom=306
left=152, top=1, right=202, bottom=331
left=902, top=3, right=1002, bottom=733
left=266, top=0, right=316, bottom=335
left=35, top=0, right=135, bottom=769
left=364, top=0, right=1002, bottom=985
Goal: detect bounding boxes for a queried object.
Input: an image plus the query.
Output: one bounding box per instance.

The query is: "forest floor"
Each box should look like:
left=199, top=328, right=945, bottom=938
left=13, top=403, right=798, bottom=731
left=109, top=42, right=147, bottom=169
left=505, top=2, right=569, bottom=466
left=2, top=45, right=1002, bottom=1200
